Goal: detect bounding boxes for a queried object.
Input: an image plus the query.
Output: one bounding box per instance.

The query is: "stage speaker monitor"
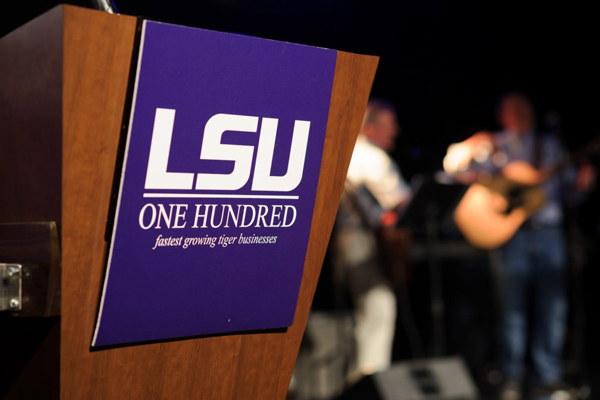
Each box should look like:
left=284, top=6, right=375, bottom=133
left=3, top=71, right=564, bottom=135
left=338, top=357, right=478, bottom=400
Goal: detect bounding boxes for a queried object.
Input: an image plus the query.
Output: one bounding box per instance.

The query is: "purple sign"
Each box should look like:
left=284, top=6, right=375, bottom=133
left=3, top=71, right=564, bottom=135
left=92, top=20, right=336, bottom=347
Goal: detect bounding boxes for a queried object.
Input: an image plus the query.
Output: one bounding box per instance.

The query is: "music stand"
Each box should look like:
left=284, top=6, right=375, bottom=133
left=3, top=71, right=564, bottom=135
left=397, top=174, right=467, bottom=357
left=397, top=174, right=467, bottom=230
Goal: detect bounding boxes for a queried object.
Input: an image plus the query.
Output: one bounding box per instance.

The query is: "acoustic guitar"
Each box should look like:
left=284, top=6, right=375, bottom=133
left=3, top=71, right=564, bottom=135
left=453, top=137, right=598, bottom=250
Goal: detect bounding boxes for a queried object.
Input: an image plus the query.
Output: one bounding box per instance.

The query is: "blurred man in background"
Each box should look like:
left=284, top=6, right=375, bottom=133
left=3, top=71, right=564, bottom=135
left=331, top=98, right=411, bottom=377
left=444, top=92, right=594, bottom=399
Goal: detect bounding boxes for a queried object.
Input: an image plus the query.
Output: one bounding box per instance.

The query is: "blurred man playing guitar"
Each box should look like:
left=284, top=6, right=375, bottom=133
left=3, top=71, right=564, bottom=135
left=444, top=92, right=594, bottom=399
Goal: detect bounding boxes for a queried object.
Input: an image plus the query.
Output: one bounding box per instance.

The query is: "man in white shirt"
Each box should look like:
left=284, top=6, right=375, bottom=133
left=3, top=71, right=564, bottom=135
left=332, top=98, right=411, bottom=376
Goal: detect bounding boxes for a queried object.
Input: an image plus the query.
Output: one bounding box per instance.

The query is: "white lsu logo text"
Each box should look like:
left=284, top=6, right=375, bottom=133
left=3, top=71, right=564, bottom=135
left=144, top=108, right=311, bottom=192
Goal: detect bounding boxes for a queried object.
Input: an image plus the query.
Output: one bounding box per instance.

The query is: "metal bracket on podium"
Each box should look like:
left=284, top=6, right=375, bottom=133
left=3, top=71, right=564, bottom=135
left=1, top=263, right=22, bottom=311
left=0, top=222, right=60, bottom=316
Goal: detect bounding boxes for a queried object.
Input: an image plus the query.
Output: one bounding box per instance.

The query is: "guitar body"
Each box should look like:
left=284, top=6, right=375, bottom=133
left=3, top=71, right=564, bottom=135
left=453, top=161, right=546, bottom=249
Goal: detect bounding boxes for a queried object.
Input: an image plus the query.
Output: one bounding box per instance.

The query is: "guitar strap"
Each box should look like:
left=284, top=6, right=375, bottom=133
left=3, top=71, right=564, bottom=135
left=533, top=131, right=543, bottom=169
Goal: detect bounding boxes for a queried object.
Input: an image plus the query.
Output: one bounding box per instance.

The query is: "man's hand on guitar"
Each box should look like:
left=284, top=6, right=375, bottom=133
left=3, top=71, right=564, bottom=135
left=443, top=131, right=494, bottom=183
left=576, top=162, right=596, bottom=192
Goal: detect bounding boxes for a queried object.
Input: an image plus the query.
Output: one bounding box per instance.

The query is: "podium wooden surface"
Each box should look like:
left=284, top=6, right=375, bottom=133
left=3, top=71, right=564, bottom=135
left=0, top=5, right=378, bottom=399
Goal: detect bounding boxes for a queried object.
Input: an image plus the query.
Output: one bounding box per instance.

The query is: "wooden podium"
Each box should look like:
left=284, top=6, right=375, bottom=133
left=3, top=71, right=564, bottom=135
left=0, top=5, right=378, bottom=399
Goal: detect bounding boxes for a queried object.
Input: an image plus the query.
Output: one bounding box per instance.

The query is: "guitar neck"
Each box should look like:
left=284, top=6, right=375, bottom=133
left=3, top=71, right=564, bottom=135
left=542, top=136, right=600, bottom=181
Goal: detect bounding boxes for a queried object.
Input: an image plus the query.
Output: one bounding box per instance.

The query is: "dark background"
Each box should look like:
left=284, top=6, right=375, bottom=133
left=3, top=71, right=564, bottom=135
left=3, top=1, right=598, bottom=183
left=3, top=0, right=600, bottom=390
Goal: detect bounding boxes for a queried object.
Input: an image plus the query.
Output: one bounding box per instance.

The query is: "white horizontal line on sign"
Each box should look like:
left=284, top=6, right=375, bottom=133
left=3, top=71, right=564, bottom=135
left=143, top=193, right=300, bottom=200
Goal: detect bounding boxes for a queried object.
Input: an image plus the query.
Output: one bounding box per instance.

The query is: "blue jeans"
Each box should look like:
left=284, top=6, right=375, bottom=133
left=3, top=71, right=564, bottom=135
left=499, top=226, right=567, bottom=385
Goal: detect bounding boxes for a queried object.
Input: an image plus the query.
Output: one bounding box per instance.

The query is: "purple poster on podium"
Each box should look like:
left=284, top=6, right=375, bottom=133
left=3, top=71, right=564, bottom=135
left=92, top=20, right=337, bottom=347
